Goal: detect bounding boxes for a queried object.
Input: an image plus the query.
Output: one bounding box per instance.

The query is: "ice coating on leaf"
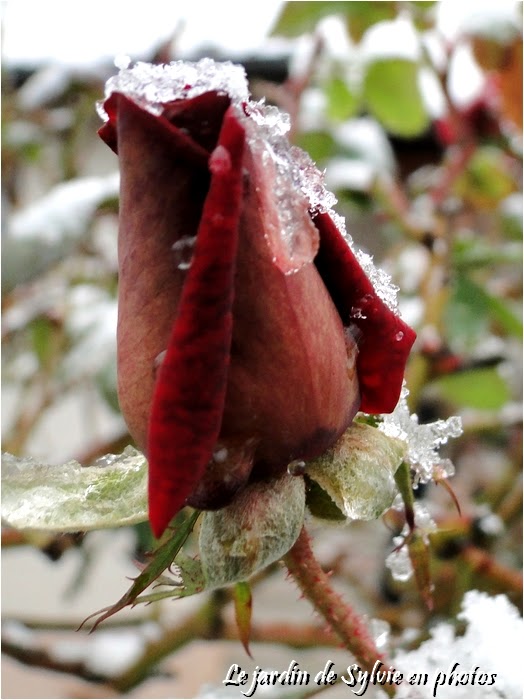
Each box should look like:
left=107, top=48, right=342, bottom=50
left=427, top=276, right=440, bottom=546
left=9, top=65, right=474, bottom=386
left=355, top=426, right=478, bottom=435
left=98, top=57, right=403, bottom=305
left=379, top=386, right=463, bottom=483
left=306, top=422, right=406, bottom=521
left=1, top=447, right=147, bottom=531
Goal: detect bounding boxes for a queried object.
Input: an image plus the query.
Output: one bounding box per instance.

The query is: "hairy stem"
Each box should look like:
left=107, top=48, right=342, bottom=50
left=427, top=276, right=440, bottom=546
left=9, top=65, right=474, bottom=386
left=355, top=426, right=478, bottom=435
left=284, top=527, right=396, bottom=697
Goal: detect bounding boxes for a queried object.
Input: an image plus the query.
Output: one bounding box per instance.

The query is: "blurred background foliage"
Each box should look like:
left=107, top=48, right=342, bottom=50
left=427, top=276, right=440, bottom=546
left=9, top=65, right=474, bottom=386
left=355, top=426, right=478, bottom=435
left=1, top=1, right=522, bottom=697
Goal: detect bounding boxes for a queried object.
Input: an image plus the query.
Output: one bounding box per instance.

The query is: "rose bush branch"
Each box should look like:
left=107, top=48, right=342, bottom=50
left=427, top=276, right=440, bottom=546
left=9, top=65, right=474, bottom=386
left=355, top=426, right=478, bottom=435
left=284, top=527, right=393, bottom=692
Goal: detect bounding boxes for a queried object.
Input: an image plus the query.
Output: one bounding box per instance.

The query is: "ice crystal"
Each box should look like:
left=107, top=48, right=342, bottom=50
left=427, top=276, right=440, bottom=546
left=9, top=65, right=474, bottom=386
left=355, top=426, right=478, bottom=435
left=97, top=57, right=249, bottom=120
left=99, top=58, right=401, bottom=305
left=378, top=387, right=463, bottom=483
left=386, top=502, right=437, bottom=582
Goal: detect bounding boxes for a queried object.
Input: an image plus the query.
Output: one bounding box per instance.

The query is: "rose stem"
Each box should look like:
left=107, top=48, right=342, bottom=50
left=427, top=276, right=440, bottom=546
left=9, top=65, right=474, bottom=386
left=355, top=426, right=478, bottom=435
left=284, top=526, right=397, bottom=698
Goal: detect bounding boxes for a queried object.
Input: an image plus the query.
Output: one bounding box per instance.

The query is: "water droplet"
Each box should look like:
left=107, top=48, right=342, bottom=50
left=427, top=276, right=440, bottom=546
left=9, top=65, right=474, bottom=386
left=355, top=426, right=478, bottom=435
left=213, top=447, right=228, bottom=463
left=287, top=459, right=306, bottom=476
left=153, top=350, right=167, bottom=374
left=172, top=235, right=197, bottom=270
left=395, top=331, right=404, bottom=341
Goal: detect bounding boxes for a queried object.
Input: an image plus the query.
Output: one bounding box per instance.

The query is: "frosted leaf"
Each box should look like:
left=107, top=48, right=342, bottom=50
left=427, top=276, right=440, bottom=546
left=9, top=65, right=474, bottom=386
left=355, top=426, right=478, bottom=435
left=306, top=423, right=406, bottom=521
left=394, top=591, right=524, bottom=698
left=1, top=446, right=147, bottom=531
left=378, top=386, right=463, bottom=483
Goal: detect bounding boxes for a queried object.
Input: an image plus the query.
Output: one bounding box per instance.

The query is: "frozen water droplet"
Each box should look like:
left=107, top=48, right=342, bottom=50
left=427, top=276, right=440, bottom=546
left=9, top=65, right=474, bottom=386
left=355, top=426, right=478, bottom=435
left=213, top=447, right=228, bottom=464
left=287, top=459, right=306, bottom=476
left=153, top=350, right=167, bottom=373
left=172, top=235, right=196, bottom=271
left=351, top=307, right=367, bottom=320
left=370, top=618, right=391, bottom=650
left=395, top=331, right=404, bottom=341
left=386, top=538, right=413, bottom=582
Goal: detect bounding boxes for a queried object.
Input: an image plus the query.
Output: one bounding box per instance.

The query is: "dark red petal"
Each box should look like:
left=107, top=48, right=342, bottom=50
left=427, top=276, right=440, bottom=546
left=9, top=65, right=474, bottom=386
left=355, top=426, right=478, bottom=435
left=313, top=212, right=416, bottom=414
left=147, top=106, right=246, bottom=538
left=98, top=92, right=210, bottom=166
left=162, top=91, right=231, bottom=152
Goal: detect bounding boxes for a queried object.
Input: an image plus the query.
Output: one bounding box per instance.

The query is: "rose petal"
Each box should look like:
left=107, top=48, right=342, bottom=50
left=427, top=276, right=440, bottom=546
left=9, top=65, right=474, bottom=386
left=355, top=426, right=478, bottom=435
left=147, top=106, right=246, bottom=538
left=313, top=211, right=416, bottom=414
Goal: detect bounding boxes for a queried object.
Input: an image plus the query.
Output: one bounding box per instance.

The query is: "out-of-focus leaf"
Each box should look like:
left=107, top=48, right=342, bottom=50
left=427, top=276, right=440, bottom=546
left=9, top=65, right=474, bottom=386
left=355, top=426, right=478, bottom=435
left=1, top=447, right=148, bottom=532
left=363, top=59, right=430, bottom=137
left=452, top=238, right=522, bottom=270
left=325, top=76, right=360, bottom=122
left=432, top=367, right=511, bottom=410
left=454, top=146, right=517, bottom=209
left=29, top=317, right=60, bottom=369
left=345, top=2, right=397, bottom=42
left=82, top=510, right=200, bottom=630
left=294, top=131, right=336, bottom=163
left=271, top=1, right=355, bottom=37
left=446, top=274, right=522, bottom=345
left=234, top=581, right=253, bottom=657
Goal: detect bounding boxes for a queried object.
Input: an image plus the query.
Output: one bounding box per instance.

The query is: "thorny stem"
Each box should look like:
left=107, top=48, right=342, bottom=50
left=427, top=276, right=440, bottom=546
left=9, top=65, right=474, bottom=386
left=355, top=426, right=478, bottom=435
left=284, top=527, right=396, bottom=698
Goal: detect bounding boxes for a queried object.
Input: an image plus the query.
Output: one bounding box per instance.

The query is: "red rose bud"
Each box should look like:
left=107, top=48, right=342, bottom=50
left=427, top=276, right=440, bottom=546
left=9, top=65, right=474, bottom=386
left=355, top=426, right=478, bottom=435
left=98, top=59, right=416, bottom=538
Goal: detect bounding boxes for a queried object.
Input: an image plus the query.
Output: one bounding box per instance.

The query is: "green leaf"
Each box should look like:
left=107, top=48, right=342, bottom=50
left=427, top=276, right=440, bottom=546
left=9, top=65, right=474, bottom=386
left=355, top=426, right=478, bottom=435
left=1, top=447, right=148, bottom=532
left=452, top=238, right=522, bottom=270
left=345, top=2, right=397, bottom=42
left=234, top=582, right=253, bottom=657
left=306, top=423, right=406, bottom=521
left=455, top=146, right=517, bottom=209
left=271, top=1, right=355, bottom=37
left=363, top=58, right=430, bottom=137
left=325, top=76, right=360, bottom=122
left=446, top=273, right=522, bottom=343
left=199, top=474, right=305, bottom=588
left=431, top=367, right=511, bottom=410
left=82, top=510, right=201, bottom=630
left=294, top=131, right=336, bottom=163
left=305, top=476, right=346, bottom=521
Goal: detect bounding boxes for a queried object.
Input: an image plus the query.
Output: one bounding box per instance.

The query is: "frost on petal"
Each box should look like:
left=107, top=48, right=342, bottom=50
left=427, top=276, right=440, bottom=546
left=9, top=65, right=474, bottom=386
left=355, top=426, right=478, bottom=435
left=97, top=58, right=249, bottom=120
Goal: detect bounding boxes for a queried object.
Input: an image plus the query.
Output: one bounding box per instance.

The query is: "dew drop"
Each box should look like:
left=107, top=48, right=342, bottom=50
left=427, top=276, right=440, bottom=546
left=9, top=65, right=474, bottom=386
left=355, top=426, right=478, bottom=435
left=172, top=235, right=197, bottom=270
left=395, top=331, right=405, bottom=341
left=287, top=459, right=306, bottom=476
left=213, top=447, right=229, bottom=463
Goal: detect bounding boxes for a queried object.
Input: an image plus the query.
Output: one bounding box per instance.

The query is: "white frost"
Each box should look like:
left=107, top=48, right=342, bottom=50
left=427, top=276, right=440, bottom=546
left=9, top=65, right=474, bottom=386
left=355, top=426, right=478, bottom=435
left=394, top=590, right=524, bottom=698
left=379, top=386, right=463, bottom=483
